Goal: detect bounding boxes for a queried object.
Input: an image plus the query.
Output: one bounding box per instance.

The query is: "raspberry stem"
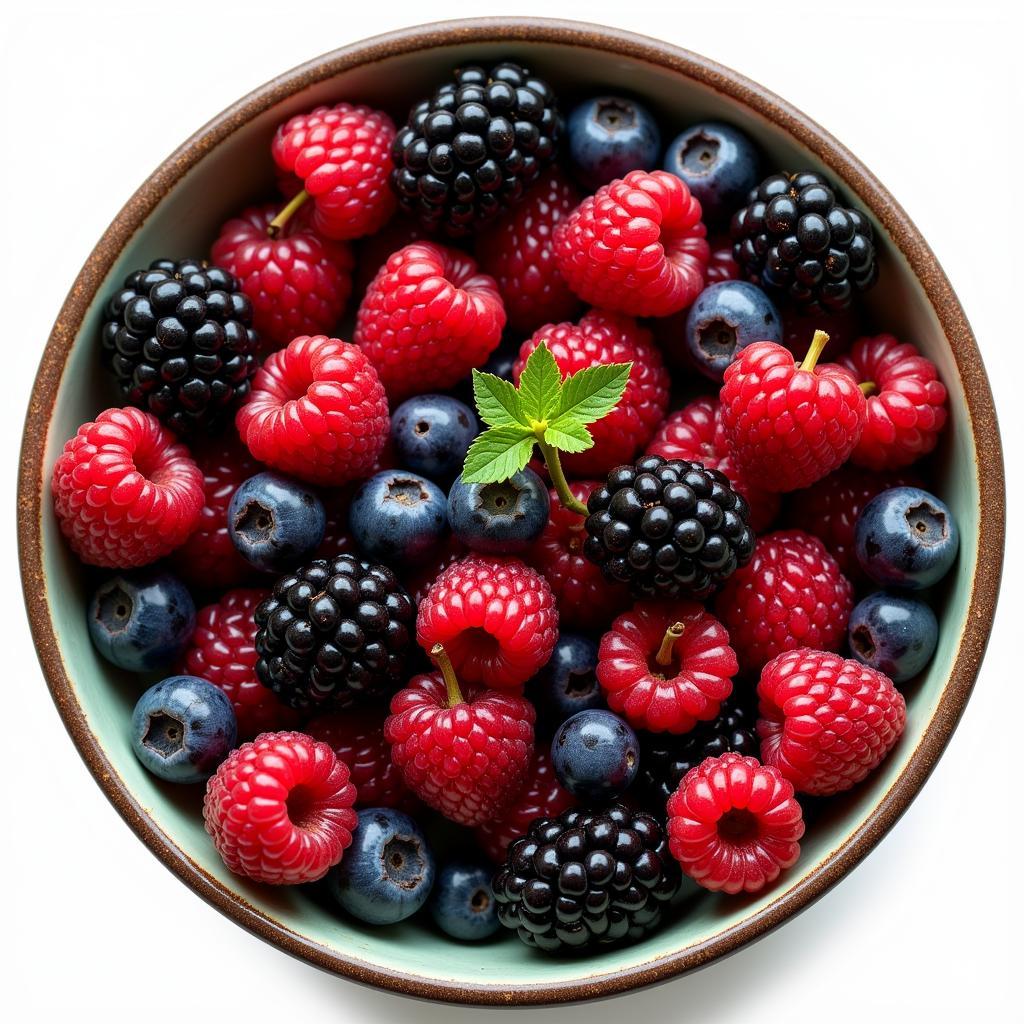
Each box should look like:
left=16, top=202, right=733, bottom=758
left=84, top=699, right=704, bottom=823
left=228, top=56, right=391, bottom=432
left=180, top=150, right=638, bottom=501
left=859, top=381, right=877, bottom=397
left=797, top=330, right=831, bottom=373
left=656, top=622, right=685, bottom=667
left=538, top=439, right=589, bottom=517
left=267, top=190, right=310, bottom=238
left=431, top=643, right=464, bottom=708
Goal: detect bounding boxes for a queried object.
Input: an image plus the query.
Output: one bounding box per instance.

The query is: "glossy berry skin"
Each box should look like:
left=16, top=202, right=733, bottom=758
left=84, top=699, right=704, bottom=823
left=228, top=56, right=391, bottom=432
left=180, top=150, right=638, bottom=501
left=204, top=731, right=357, bottom=885
left=706, top=237, right=741, bottom=283
left=348, top=470, right=448, bottom=566
left=530, top=632, right=603, bottom=732
left=405, top=535, right=468, bottom=606
left=855, top=486, right=959, bottom=590
left=355, top=242, right=506, bottom=402
left=390, top=394, right=478, bottom=483
left=567, top=96, right=661, bottom=191
left=236, top=334, right=389, bottom=486
left=448, top=469, right=550, bottom=554
left=89, top=569, right=195, bottom=672
left=131, top=676, right=236, bottom=784
left=848, top=592, right=938, bottom=684
left=666, top=752, right=804, bottom=894
left=757, top=648, right=907, bottom=796
left=52, top=407, right=204, bottom=568
left=554, top=169, right=709, bottom=317
left=551, top=709, right=639, bottom=802
left=430, top=862, right=500, bottom=941
left=720, top=340, right=867, bottom=492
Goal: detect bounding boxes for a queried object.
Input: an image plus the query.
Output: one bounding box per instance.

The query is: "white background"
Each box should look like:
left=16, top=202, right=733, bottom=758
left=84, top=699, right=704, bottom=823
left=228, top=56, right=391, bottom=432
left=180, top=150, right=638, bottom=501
left=2, top=1, right=1021, bottom=1019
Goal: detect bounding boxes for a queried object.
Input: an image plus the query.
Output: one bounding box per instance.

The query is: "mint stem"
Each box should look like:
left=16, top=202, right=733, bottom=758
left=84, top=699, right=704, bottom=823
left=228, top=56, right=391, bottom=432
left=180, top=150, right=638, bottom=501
left=538, top=439, right=589, bottom=517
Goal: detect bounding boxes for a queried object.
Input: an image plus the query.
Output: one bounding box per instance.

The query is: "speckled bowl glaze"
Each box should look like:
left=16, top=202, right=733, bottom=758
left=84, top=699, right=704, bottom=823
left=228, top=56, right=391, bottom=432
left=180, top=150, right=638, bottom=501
left=18, top=17, right=1004, bottom=1006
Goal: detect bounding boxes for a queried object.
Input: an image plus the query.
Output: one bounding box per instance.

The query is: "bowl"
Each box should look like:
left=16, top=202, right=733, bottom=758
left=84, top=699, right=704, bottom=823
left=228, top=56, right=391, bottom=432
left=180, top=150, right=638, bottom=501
left=18, top=16, right=1005, bottom=1006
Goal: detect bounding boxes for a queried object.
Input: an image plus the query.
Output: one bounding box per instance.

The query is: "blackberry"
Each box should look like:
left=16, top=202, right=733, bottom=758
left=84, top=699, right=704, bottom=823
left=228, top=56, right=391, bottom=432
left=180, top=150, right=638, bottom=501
left=390, top=62, right=560, bottom=237
left=254, top=553, right=416, bottom=711
left=100, top=258, right=259, bottom=436
left=730, top=170, right=877, bottom=314
left=583, top=455, right=755, bottom=600
left=492, top=804, right=680, bottom=952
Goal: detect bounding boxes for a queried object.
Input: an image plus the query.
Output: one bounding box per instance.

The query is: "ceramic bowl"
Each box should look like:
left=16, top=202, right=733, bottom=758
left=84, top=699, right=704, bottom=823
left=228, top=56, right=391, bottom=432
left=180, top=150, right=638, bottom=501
left=18, top=17, right=1004, bottom=1006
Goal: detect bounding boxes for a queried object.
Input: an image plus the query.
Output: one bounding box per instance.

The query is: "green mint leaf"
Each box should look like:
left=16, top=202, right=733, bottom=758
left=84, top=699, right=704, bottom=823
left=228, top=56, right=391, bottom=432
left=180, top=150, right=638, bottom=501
left=555, top=361, right=632, bottom=426
left=461, top=425, right=536, bottom=484
left=472, top=369, right=527, bottom=429
left=517, top=341, right=563, bottom=422
left=543, top=419, right=593, bottom=454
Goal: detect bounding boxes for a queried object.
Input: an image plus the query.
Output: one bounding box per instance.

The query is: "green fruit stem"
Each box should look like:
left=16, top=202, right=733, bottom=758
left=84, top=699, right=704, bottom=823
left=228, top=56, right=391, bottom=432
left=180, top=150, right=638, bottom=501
left=656, top=622, right=685, bottom=667
left=431, top=643, right=465, bottom=708
left=537, top=438, right=589, bottom=517
left=798, top=329, right=831, bottom=373
left=267, top=189, right=310, bottom=238
left=860, top=381, right=877, bottom=397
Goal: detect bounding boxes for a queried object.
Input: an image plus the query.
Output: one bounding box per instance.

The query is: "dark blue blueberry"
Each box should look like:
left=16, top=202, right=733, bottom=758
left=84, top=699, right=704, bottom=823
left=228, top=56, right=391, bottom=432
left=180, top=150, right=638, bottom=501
left=848, top=592, right=938, bottom=684
left=130, top=675, right=236, bottom=783
left=327, top=808, right=435, bottom=925
left=855, top=487, right=959, bottom=590
left=530, top=632, right=603, bottom=731
left=448, top=468, right=549, bottom=554
left=227, top=471, right=325, bottom=572
left=481, top=343, right=518, bottom=382
left=429, top=861, right=500, bottom=941
left=391, top=394, right=478, bottom=483
left=349, top=470, right=448, bottom=565
left=568, top=95, right=661, bottom=191
left=88, top=569, right=196, bottom=672
left=551, top=709, right=639, bottom=803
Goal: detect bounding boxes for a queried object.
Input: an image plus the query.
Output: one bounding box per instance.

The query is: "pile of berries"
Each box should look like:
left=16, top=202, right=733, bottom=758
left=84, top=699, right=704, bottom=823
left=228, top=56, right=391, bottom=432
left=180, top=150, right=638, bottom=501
left=54, top=63, right=956, bottom=954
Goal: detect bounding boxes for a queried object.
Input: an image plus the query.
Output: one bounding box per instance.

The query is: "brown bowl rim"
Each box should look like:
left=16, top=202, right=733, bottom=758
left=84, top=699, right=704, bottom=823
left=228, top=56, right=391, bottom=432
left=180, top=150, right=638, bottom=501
left=18, top=16, right=1005, bottom=1007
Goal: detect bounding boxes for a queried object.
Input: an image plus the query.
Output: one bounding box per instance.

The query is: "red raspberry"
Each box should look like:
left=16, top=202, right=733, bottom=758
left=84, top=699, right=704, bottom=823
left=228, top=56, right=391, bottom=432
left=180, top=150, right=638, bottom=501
left=715, top=530, right=854, bottom=676
left=553, top=169, right=709, bottom=317
left=355, top=242, right=506, bottom=402
left=236, top=334, right=389, bottom=486
left=210, top=202, right=354, bottom=349
left=352, top=215, right=431, bottom=300
left=719, top=336, right=867, bottom=492
left=757, top=648, right=907, bottom=796
left=666, top=752, right=804, bottom=894
left=475, top=166, right=582, bottom=333
left=646, top=397, right=780, bottom=534
left=838, top=334, right=948, bottom=470
left=596, top=601, right=738, bottom=733
left=271, top=103, right=396, bottom=240
left=51, top=407, right=203, bottom=568
left=514, top=310, right=670, bottom=477
left=203, top=731, right=358, bottom=885
left=706, top=237, right=741, bottom=284
left=416, top=554, right=558, bottom=691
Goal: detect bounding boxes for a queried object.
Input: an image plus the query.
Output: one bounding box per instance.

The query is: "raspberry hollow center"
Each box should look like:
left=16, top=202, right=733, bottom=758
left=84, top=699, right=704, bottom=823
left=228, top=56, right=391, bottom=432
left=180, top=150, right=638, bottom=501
left=717, top=808, right=759, bottom=843
left=285, top=784, right=318, bottom=831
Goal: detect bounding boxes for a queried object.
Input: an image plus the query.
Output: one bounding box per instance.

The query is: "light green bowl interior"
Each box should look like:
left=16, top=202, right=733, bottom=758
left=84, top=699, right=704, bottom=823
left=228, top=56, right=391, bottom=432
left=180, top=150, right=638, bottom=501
left=37, top=39, right=978, bottom=993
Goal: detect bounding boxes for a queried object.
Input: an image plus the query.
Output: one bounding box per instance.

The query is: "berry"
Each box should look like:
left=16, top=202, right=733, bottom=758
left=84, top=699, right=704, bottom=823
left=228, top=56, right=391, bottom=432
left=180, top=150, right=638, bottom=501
left=203, top=731, right=357, bottom=885
left=855, top=486, right=959, bottom=590
left=715, top=530, right=854, bottom=676
left=352, top=214, right=433, bottom=300
left=706, top=236, right=741, bottom=283
left=448, top=468, right=550, bottom=554
left=131, top=675, right=236, bottom=784
left=757, top=648, right=907, bottom=796
left=529, top=632, right=603, bottom=733
left=848, top=592, right=938, bottom=684
left=235, top=334, right=389, bottom=486
left=416, top=555, right=558, bottom=690
left=100, top=258, right=259, bottom=435
left=551, top=709, right=639, bottom=803
left=316, top=489, right=357, bottom=561
left=390, top=62, right=560, bottom=237
left=52, top=407, right=204, bottom=568
left=493, top=804, right=680, bottom=951
left=553, top=169, right=709, bottom=317
left=88, top=569, right=195, bottom=672
left=596, top=601, right=738, bottom=734
left=254, top=553, right=416, bottom=711
left=390, top=394, right=478, bottom=483
left=666, top=752, right=804, bottom=894
left=404, top=534, right=468, bottom=606
left=271, top=103, right=397, bottom=240
left=567, top=95, right=661, bottom=191
left=731, top=170, right=877, bottom=313
left=583, top=455, right=755, bottom=600
left=430, top=862, right=500, bottom=941
left=781, top=301, right=862, bottom=359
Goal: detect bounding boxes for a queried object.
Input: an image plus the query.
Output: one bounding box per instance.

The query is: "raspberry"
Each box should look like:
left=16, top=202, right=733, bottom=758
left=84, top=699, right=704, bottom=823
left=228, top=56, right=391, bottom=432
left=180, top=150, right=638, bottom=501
left=51, top=407, right=203, bottom=568
left=416, top=554, right=558, bottom=691
left=235, top=334, right=389, bottom=486
left=271, top=103, right=396, bottom=240
left=355, top=242, right=506, bottom=402
left=475, top=166, right=582, bottom=333
left=203, top=731, right=357, bottom=885
left=838, top=334, right=948, bottom=470
left=596, top=601, right=738, bottom=733
left=553, top=169, right=709, bottom=317
left=715, top=530, right=854, bottom=675
left=706, top=237, right=741, bottom=283
left=352, top=215, right=432, bottom=300
left=757, top=648, right=907, bottom=796
left=514, top=310, right=670, bottom=477
left=666, top=752, right=804, bottom=894
left=211, top=202, right=354, bottom=349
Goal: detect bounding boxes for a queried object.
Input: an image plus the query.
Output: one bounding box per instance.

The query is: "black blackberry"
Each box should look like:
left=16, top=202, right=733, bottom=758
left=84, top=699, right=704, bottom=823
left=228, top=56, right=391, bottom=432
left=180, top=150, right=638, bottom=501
left=254, top=554, right=416, bottom=711
left=730, top=170, right=877, bottom=313
left=390, top=62, right=560, bottom=237
left=492, top=804, right=680, bottom=952
left=100, top=258, right=259, bottom=436
left=583, top=455, right=755, bottom=600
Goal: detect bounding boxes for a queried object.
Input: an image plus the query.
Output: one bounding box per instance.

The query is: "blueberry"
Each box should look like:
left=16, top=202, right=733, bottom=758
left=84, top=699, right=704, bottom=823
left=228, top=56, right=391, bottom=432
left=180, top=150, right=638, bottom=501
left=228, top=471, right=325, bottom=572
left=88, top=569, right=196, bottom=672
left=448, top=468, right=549, bottom=554
left=530, top=632, right=603, bottom=731
left=327, top=808, right=435, bottom=925
left=481, top=343, right=518, bottom=382
left=130, top=675, right=236, bottom=783
left=568, top=95, right=661, bottom=191
left=551, top=709, right=639, bottom=802
left=855, top=486, right=959, bottom=590
left=848, top=591, right=939, bottom=684
left=391, top=394, right=478, bottom=483
left=429, top=861, right=500, bottom=941
left=349, top=470, right=448, bottom=565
